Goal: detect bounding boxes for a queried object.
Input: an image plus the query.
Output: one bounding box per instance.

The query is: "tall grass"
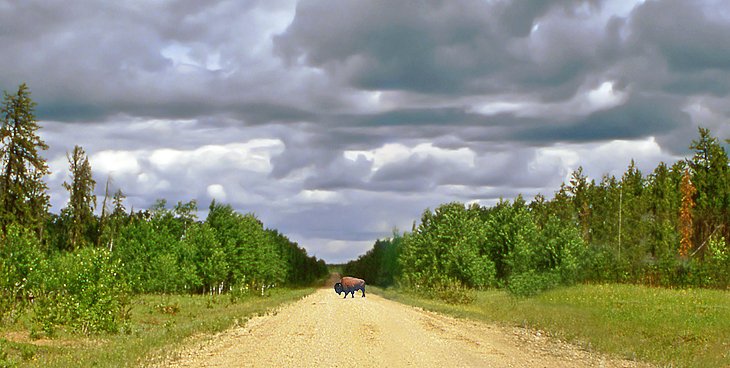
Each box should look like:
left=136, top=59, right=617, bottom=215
left=375, top=284, right=730, bottom=368
left=0, top=287, right=315, bottom=367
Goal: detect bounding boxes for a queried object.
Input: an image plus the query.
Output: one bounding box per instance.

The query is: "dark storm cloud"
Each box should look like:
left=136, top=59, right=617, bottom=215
left=274, top=0, right=605, bottom=97
left=514, top=94, right=691, bottom=144
left=0, top=0, right=340, bottom=123
left=627, top=0, right=730, bottom=74
left=589, top=0, right=730, bottom=101
left=497, top=0, right=602, bottom=37
left=331, top=107, right=518, bottom=128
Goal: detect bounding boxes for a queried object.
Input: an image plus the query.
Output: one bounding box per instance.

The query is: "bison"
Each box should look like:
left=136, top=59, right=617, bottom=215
left=334, top=277, right=366, bottom=298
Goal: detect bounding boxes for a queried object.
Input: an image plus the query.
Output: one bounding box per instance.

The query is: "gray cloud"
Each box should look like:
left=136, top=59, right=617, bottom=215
left=3, top=0, right=728, bottom=263
left=627, top=0, right=730, bottom=74
left=513, top=94, right=691, bottom=146
left=275, top=0, right=608, bottom=97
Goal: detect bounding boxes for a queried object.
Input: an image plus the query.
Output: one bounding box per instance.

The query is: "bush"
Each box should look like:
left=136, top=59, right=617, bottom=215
left=0, top=226, right=44, bottom=324
left=404, top=275, right=476, bottom=304
left=703, top=233, right=730, bottom=288
left=34, top=247, right=131, bottom=335
left=433, top=279, right=476, bottom=304
left=507, top=271, right=560, bottom=297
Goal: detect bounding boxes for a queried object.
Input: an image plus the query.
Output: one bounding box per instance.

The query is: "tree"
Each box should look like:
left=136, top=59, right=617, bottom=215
left=96, top=178, right=111, bottom=248
left=567, top=167, right=592, bottom=243
left=112, top=189, right=126, bottom=217
left=688, top=127, right=729, bottom=247
left=400, top=202, right=495, bottom=290
left=588, top=174, right=620, bottom=248
left=62, top=145, right=96, bottom=249
left=643, top=162, right=682, bottom=284
left=0, top=84, right=50, bottom=236
left=619, top=160, right=649, bottom=278
left=187, top=223, right=227, bottom=294
left=206, top=200, right=286, bottom=293
left=101, top=188, right=127, bottom=252
left=679, top=169, right=696, bottom=258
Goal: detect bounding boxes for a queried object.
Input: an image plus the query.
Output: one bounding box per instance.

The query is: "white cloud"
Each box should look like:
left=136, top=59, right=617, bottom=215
left=91, top=150, right=142, bottom=176
left=469, top=101, right=525, bottom=115
left=293, top=189, right=343, bottom=204
left=149, top=139, right=285, bottom=173
left=586, top=81, right=626, bottom=111
left=345, top=142, right=476, bottom=172
left=206, top=184, right=227, bottom=202
left=534, top=136, right=679, bottom=181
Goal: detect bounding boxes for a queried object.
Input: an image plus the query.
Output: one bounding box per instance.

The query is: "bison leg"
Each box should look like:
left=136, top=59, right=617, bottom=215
left=361, top=288, right=365, bottom=297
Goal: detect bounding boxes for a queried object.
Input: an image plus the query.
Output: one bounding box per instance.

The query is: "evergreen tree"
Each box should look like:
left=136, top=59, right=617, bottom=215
left=567, top=167, right=592, bottom=243
left=104, top=189, right=127, bottom=252
left=589, top=174, right=620, bottom=249
left=688, top=127, right=730, bottom=247
left=0, top=84, right=50, bottom=236
left=646, top=163, right=681, bottom=256
left=679, top=169, right=696, bottom=258
left=619, top=160, right=648, bottom=278
left=96, top=178, right=110, bottom=248
left=62, top=145, right=96, bottom=249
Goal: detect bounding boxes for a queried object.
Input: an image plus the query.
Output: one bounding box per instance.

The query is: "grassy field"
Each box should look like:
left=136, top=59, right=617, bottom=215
left=0, top=287, right=316, bottom=367
left=374, top=284, right=730, bottom=368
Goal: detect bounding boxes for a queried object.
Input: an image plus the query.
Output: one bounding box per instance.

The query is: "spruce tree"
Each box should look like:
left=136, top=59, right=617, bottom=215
left=62, top=145, right=96, bottom=249
left=0, top=84, right=50, bottom=236
left=679, top=169, right=696, bottom=258
left=688, top=127, right=730, bottom=246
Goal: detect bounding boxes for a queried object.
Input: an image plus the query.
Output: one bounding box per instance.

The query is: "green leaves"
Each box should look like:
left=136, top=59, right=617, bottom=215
left=400, top=202, right=496, bottom=293
left=0, top=225, right=44, bottom=323
left=34, top=247, right=131, bottom=335
left=206, top=202, right=288, bottom=294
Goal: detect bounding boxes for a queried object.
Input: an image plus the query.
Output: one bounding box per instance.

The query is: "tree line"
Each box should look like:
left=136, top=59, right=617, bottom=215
left=0, top=84, right=328, bottom=334
left=345, top=128, right=730, bottom=300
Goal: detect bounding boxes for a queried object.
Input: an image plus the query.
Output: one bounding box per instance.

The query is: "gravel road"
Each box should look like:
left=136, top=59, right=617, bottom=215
left=150, top=282, right=648, bottom=368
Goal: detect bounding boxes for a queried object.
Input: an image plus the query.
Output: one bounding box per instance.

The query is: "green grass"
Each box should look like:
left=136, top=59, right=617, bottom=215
left=374, top=284, right=730, bottom=368
left=0, top=287, right=316, bottom=367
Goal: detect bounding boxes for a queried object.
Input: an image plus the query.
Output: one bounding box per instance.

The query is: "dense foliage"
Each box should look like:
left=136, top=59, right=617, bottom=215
left=0, top=85, right=327, bottom=335
left=345, top=128, right=730, bottom=300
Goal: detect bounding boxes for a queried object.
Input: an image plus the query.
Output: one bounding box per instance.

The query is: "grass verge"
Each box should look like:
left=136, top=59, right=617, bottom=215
left=0, top=287, right=315, bottom=367
left=373, top=284, right=729, bottom=368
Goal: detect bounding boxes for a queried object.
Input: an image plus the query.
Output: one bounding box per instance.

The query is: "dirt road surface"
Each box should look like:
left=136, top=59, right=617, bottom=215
left=150, top=283, right=647, bottom=368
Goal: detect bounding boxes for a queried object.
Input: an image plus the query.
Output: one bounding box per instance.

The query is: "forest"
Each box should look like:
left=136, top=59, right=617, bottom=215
left=0, top=84, right=328, bottom=335
left=345, top=127, right=730, bottom=300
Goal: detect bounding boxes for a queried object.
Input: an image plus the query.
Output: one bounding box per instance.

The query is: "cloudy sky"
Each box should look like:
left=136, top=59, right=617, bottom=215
left=2, top=0, right=729, bottom=263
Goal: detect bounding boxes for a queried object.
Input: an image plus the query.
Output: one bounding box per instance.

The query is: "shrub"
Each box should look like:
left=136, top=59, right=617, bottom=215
left=403, top=275, right=476, bottom=304
left=703, top=233, right=729, bottom=288
left=34, top=247, right=131, bottom=335
left=433, top=279, right=476, bottom=304
left=507, top=271, right=560, bottom=297
left=0, top=226, right=44, bottom=324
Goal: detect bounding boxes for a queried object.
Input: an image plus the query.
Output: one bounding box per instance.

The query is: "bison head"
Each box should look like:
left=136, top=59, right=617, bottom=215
left=334, top=282, right=343, bottom=295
